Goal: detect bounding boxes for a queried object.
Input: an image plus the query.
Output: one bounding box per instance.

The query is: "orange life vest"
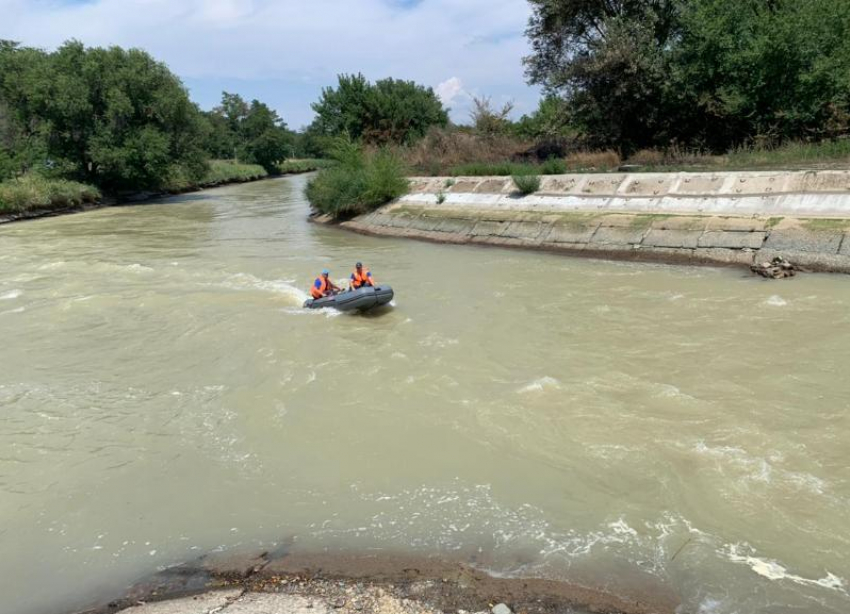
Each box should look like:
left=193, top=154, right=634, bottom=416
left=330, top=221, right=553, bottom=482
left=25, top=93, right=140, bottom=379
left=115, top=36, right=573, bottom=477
left=351, top=268, right=374, bottom=288
left=311, top=275, right=330, bottom=299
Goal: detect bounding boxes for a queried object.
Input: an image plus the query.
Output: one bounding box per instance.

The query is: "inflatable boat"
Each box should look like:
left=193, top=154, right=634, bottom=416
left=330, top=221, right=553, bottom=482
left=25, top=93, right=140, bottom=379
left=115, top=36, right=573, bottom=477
left=304, top=285, right=394, bottom=312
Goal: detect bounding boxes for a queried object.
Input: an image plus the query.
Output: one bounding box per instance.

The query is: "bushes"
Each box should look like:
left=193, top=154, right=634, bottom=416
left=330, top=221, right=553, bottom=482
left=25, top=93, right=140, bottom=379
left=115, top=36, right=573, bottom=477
left=0, top=174, right=100, bottom=214
left=277, top=159, right=335, bottom=174
left=565, top=150, right=621, bottom=171
left=203, top=160, right=268, bottom=184
left=399, top=127, right=532, bottom=176
left=726, top=140, right=850, bottom=169
left=512, top=174, right=541, bottom=195
left=306, top=141, right=408, bottom=219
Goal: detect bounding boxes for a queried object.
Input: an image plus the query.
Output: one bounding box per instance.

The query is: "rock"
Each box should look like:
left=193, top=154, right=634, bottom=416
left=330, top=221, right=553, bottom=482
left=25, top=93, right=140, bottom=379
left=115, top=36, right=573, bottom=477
left=200, top=550, right=268, bottom=579
left=491, top=603, right=512, bottom=614
left=751, top=256, right=797, bottom=279
left=331, top=597, right=347, bottom=609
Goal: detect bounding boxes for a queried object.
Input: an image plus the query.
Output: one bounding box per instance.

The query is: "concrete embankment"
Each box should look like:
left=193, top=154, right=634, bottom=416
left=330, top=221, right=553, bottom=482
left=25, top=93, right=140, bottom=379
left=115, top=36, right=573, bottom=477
left=342, top=171, right=850, bottom=273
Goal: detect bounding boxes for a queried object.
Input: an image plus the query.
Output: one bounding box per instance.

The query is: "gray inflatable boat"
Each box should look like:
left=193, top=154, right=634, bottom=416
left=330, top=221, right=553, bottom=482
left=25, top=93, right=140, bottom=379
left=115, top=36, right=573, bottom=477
left=304, top=285, right=394, bottom=312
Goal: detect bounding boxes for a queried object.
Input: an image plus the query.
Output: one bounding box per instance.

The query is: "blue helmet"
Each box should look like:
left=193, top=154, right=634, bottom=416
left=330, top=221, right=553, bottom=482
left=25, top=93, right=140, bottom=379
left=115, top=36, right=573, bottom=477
left=322, top=269, right=330, bottom=275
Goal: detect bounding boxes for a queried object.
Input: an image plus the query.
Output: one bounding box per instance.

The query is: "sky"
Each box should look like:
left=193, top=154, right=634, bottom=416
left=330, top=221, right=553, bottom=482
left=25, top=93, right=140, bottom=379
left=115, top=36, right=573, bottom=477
left=1, top=0, right=541, bottom=130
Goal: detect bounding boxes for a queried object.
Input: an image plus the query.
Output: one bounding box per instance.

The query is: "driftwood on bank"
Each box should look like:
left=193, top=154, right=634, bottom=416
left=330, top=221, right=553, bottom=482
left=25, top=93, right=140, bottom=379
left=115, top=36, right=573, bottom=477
left=751, top=256, right=797, bottom=279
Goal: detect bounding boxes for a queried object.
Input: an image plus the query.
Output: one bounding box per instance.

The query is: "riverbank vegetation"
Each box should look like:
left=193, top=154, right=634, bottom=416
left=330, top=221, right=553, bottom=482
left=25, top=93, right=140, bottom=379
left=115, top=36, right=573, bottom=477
left=306, top=139, right=408, bottom=219
left=278, top=159, right=335, bottom=175
left=0, top=41, right=321, bottom=215
left=0, top=173, right=100, bottom=214
left=5, top=0, right=850, bottom=217
left=303, top=0, right=850, bottom=184
left=303, top=75, right=443, bottom=217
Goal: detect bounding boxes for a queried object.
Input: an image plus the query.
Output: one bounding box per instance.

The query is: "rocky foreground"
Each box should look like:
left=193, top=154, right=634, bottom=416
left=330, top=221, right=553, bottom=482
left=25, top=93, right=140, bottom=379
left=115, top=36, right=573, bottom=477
left=75, top=551, right=677, bottom=614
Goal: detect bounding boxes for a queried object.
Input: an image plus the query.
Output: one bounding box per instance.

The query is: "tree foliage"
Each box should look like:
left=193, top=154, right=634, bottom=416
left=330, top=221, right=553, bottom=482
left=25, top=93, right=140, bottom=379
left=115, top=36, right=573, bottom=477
left=469, top=96, right=515, bottom=136
left=0, top=40, right=208, bottom=190
left=524, top=0, right=850, bottom=152
left=310, top=74, right=449, bottom=146
left=202, top=92, right=293, bottom=173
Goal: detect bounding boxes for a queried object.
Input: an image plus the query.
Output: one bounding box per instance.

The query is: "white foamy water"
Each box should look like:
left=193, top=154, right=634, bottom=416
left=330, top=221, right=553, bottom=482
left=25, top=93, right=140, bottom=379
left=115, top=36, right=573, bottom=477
left=517, top=376, right=562, bottom=394
left=0, top=176, right=848, bottom=614
left=725, top=544, right=846, bottom=592
left=765, top=295, right=788, bottom=306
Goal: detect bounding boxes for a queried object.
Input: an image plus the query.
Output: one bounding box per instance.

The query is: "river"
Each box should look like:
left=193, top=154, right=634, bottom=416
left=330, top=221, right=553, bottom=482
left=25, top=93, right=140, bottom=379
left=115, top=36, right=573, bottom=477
left=1, top=175, right=848, bottom=614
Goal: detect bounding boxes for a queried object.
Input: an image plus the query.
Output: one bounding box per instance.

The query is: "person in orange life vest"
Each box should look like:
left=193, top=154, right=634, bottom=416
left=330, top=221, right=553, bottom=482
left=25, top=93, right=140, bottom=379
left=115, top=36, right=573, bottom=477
left=349, top=262, right=376, bottom=290
left=311, top=269, right=342, bottom=299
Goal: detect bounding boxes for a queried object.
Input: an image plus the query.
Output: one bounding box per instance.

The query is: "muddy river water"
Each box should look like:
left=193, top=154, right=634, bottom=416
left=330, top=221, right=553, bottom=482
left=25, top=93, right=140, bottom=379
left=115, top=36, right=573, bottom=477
left=1, top=175, right=848, bottom=614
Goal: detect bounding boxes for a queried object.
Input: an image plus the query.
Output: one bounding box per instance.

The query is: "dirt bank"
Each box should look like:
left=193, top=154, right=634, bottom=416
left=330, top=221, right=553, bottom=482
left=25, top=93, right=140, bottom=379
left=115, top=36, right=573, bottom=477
left=73, top=550, right=679, bottom=614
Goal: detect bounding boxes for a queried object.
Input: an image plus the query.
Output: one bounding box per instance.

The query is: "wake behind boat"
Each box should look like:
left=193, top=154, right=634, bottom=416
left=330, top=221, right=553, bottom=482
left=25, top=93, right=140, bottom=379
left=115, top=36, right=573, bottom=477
left=304, top=285, right=394, bottom=312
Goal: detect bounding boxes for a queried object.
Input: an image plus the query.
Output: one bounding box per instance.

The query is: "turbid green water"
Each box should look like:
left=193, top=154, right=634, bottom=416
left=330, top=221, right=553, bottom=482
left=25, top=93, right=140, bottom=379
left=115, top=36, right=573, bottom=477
left=1, top=175, right=848, bottom=614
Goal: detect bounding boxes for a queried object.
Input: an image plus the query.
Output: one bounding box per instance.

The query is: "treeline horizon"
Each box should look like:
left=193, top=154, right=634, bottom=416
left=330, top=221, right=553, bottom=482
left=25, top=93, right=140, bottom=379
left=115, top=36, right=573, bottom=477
left=3, top=0, right=850, bottom=201
left=0, top=39, right=326, bottom=195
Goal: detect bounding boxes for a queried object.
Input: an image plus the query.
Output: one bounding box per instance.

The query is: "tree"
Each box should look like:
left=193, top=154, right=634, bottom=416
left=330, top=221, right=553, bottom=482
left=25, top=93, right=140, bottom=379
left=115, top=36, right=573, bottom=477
left=469, top=96, right=515, bottom=136
left=310, top=74, right=449, bottom=145
left=671, top=0, right=850, bottom=148
left=524, top=0, right=850, bottom=152
left=203, top=93, right=292, bottom=172
left=0, top=40, right=209, bottom=190
left=513, top=96, right=574, bottom=140
left=524, top=0, right=680, bottom=152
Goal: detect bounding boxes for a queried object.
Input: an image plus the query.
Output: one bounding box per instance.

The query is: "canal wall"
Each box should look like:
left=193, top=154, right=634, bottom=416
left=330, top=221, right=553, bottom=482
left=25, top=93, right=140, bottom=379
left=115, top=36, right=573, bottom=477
left=342, top=171, right=850, bottom=272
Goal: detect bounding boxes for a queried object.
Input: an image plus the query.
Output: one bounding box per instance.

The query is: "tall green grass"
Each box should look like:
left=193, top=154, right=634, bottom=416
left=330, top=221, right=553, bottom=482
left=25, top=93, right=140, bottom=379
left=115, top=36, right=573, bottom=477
left=726, top=139, right=850, bottom=168
left=512, top=174, right=542, bottom=195
left=163, top=160, right=268, bottom=192
left=306, top=140, right=409, bottom=219
left=203, top=160, right=268, bottom=184
left=277, top=159, right=334, bottom=174
left=0, top=174, right=100, bottom=214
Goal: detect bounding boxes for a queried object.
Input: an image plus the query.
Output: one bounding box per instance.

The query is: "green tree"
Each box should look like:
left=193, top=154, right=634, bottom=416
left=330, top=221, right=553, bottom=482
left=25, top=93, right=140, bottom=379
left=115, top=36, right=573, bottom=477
left=0, top=40, right=208, bottom=190
left=671, top=0, right=850, bottom=148
left=524, top=0, right=850, bottom=152
left=524, top=0, right=680, bottom=152
left=513, top=96, right=574, bottom=140
left=310, top=74, right=449, bottom=145
left=469, top=96, right=515, bottom=136
left=204, top=93, right=292, bottom=172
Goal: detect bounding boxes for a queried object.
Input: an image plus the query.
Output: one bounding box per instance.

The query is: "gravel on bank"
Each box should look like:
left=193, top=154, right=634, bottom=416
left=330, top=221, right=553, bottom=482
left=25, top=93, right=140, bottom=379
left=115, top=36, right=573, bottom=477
left=73, top=550, right=678, bottom=614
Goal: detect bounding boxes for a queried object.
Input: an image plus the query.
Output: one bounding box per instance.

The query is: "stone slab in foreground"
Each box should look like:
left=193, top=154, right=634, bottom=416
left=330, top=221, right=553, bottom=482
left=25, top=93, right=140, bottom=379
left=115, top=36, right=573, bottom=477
left=74, top=549, right=676, bottom=614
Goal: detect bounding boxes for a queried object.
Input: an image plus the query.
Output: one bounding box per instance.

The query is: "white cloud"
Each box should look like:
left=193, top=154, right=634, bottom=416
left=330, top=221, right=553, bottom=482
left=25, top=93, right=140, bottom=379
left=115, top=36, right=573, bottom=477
left=436, top=77, right=465, bottom=107
left=0, top=0, right=541, bottom=126
left=194, top=0, right=257, bottom=26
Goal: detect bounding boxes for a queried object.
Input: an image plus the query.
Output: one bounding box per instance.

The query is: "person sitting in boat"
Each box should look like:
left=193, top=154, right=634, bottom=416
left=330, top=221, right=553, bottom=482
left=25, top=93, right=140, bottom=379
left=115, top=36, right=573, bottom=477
left=311, top=269, right=342, bottom=299
left=349, top=262, right=375, bottom=290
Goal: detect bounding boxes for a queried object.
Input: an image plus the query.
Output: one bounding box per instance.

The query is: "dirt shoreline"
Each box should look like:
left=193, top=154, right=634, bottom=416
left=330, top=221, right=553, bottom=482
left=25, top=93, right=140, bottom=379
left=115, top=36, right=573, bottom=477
left=71, top=549, right=679, bottom=614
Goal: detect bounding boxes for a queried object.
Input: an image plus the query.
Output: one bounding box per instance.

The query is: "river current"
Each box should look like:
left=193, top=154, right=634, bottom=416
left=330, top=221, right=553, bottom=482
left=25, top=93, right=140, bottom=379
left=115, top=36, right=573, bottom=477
left=1, top=175, right=848, bottom=614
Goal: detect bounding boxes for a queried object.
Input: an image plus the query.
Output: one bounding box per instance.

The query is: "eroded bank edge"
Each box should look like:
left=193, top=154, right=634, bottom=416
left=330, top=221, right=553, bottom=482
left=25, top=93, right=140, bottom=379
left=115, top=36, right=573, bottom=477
left=72, top=549, right=678, bottom=614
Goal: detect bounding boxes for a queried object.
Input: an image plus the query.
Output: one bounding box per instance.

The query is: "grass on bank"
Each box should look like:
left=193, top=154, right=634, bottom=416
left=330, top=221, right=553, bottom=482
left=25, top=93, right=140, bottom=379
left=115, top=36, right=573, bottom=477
left=416, top=137, right=850, bottom=177
left=512, top=173, right=542, bottom=195
left=278, top=159, right=335, bottom=174
left=306, top=141, right=408, bottom=219
left=163, top=160, right=268, bottom=192
left=0, top=174, right=100, bottom=214
left=165, top=159, right=333, bottom=193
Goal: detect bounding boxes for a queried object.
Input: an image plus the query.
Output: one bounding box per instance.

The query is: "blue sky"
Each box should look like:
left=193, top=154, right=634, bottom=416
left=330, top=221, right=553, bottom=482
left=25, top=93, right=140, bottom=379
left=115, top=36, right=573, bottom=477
left=2, top=0, right=540, bottom=129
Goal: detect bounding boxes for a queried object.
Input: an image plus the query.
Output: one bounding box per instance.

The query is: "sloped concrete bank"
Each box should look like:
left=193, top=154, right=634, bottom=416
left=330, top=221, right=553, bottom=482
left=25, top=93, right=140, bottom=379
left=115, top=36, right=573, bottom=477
left=342, top=171, right=850, bottom=273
